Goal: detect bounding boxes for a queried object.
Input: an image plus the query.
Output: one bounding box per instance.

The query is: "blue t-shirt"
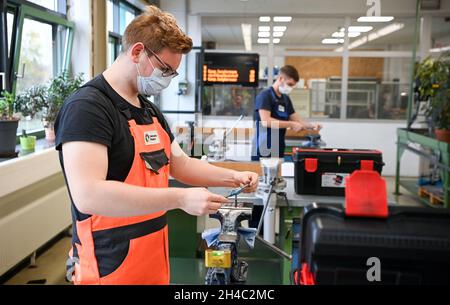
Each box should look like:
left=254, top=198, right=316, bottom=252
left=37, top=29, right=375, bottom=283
left=252, top=87, right=295, bottom=160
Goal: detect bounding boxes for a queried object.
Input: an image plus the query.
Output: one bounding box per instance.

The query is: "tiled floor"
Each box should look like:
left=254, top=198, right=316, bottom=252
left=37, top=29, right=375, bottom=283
left=2, top=176, right=425, bottom=285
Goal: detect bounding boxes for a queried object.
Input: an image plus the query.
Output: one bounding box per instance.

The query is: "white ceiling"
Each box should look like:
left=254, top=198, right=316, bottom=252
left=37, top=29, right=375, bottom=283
left=197, top=0, right=450, bottom=49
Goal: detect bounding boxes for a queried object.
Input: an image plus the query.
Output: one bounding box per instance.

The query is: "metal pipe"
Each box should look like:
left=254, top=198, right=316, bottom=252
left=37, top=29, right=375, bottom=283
left=256, top=182, right=274, bottom=236
left=256, top=235, right=292, bottom=261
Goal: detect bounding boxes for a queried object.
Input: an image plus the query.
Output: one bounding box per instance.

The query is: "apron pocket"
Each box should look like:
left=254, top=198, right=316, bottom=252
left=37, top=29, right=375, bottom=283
left=140, top=149, right=169, bottom=175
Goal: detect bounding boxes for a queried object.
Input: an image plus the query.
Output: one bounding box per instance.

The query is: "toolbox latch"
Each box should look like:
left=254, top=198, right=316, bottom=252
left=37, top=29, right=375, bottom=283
left=360, top=160, right=374, bottom=171
left=305, top=158, right=318, bottom=173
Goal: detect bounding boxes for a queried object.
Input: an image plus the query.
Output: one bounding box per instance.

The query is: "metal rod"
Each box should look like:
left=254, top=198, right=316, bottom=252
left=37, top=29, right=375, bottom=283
left=256, top=183, right=274, bottom=236
left=256, top=235, right=292, bottom=261
left=398, top=143, right=450, bottom=172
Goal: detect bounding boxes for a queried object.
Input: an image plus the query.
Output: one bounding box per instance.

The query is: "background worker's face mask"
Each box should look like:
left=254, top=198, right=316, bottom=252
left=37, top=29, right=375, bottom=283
left=279, top=81, right=294, bottom=95
left=136, top=54, right=172, bottom=96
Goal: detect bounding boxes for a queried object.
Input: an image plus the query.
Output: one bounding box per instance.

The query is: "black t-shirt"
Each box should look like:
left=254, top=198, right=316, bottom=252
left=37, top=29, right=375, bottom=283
left=55, top=74, right=174, bottom=221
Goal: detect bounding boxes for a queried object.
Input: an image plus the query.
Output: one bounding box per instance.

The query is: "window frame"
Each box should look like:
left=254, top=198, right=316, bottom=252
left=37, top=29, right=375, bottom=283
left=107, top=0, right=141, bottom=64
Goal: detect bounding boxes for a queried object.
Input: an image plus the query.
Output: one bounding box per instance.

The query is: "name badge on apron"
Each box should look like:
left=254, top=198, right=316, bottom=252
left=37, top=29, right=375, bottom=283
left=144, top=130, right=160, bottom=145
left=278, top=104, right=285, bottom=113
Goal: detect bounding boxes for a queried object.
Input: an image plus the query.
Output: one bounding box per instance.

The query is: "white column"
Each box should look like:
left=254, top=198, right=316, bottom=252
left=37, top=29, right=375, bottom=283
left=340, top=17, right=350, bottom=120
left=420, top=16, right=432, bottom=60
left=267, top=41, right=274, bottom=85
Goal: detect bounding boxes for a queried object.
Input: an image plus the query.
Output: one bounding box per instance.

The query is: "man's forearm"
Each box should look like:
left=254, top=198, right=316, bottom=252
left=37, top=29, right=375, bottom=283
left=261, top=118, right=292, bottom=129
left=75, top=180, right=184, bottom=218
left=172, top=157, right=237, bottom=188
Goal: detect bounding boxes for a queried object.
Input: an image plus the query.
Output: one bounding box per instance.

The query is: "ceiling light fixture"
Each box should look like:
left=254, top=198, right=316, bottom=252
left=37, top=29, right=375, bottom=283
left=357, top=16, right=394, bottom=22
left=273, top=31, right=284, bottom=37
left=259, top=16, right=271, bottom=22
left=348, top=26, right=373, bottom=32
left=322, top=38, right=343, bottom=44
left=273, top=16, right=292, bottom=22
left=258, top=26, right=271, bottom=32
left=273, top=26, right=287, bottom=32
left=258, top=31, right=271, bottom=38
left=258, top=38, right=270, bottom=44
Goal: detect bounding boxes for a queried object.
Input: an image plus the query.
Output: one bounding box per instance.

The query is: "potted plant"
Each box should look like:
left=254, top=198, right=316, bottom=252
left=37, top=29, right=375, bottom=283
left=15, top=84, right=47, bottom=120
left=416, top=52, right=450, bottom=142
left=43, top=71, right=84, bottom=142
left=0, top=90, right=20, bottom=157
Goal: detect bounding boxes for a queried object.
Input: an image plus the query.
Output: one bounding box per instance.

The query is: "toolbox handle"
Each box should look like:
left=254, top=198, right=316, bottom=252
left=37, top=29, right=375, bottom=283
left=304, top=158, right=318, bottom=173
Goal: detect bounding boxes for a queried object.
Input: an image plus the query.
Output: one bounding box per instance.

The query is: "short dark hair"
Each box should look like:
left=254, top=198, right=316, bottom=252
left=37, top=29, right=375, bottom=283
left=280, top=65, right=299, bottom=82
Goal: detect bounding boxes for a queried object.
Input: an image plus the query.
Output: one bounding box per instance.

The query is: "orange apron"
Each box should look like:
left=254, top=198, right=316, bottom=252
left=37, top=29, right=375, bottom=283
left=66, top=98, right=172, bottom=285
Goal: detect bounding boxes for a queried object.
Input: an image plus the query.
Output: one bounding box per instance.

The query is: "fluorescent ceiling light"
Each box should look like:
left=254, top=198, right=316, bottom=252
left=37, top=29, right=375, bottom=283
left=241, top=23, right=252, bottom=51
left=332, top=31, right=361, bottom=38
left=273, top=16, right=292, bottom=22
left=348, top=32, right=361, bottom=37
left=258, top=31, right=270, bottom=37
left=348, top=26, right=373, bottom=32
left=322, top=38, right=343, bottom=44
left=273, top=26, right=287, bottom=32
left=258, top=26, right=270, bottom=32
left=336, top=23, right=404, bottom=51
left=273, top=31, right=284, bottom=37
left=357, top=16, right=394, bottom=22
left=430, top=45, right=450, bottom=53
left=258, top=38, right=270, bottom=44
left=273, top=38, right=281, bottom=44
left=259, top=16, right=271, bottom=22
left=332, top=32, right=345, bottom=38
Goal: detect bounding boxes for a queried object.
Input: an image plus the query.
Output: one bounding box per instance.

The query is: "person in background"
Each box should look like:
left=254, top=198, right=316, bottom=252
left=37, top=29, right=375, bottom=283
left=251, top=65, right=322, bottom=161
left=219, top=94, right=248, bottom=116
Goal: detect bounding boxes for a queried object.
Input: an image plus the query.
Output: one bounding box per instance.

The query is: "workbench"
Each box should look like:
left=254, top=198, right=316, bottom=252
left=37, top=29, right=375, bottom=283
left=168, top=176, right=399, bottom=285
left=395, top=128, right=450, bottom=208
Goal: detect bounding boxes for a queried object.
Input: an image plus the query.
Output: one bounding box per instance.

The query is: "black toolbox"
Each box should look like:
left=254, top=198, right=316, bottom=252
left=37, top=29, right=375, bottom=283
left=297, top=203, right=450, bottom=285
left=292, top=148, right=384, bottom=196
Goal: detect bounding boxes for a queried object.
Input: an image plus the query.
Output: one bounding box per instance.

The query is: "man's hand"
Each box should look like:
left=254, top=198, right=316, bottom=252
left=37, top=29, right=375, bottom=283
left=289, top=121, right=304, bottom=132
left=310, top=123, right=322, bottom=131
left=178, top=188, right=229, bottom=216
left=232, top=171, right=259, bottom=193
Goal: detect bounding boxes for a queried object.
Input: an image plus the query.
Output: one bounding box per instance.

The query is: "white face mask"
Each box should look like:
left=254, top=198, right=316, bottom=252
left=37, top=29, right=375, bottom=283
left=279, top=82, right=294, bottom=95
left=136, top=55, right=173, bottom=96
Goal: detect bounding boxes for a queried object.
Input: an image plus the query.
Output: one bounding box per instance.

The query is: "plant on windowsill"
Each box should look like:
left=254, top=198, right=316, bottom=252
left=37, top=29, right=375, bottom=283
left=43, top=71, right=84, bottom=142
left=415, top=52, right=450, bottom=143
left=15, top=84, right=47, bottom=120
left=0, top=90, right=20, bottom=157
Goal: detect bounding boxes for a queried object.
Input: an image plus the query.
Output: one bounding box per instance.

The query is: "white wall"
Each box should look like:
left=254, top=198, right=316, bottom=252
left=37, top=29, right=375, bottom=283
left=159, top=0, right=201, bottom=113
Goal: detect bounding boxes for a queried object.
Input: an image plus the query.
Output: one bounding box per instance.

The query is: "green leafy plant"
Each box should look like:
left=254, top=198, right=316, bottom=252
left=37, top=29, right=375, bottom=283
left=44, top=71, right=84, bottom=125
left=0, top=90, right=17, bottom=120
left=15, top=84, right=47, bottom=119
left=415, top=52, right=450, bottom=130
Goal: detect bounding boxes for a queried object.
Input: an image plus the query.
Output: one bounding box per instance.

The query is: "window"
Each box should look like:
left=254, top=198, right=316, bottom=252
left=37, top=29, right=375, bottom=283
left=107, top=0, right=140, bottom=66
left=27, top=0, right=66, bottom=14
left=15, top=18, right=54, bottom=93
left=7, top=12, right=13, bottom=56
left=1, top=1, right=74, bottom=133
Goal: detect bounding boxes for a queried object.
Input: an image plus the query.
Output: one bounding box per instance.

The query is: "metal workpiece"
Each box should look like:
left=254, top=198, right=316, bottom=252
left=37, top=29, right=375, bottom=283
left=212, top=202, right=253, bottom=239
